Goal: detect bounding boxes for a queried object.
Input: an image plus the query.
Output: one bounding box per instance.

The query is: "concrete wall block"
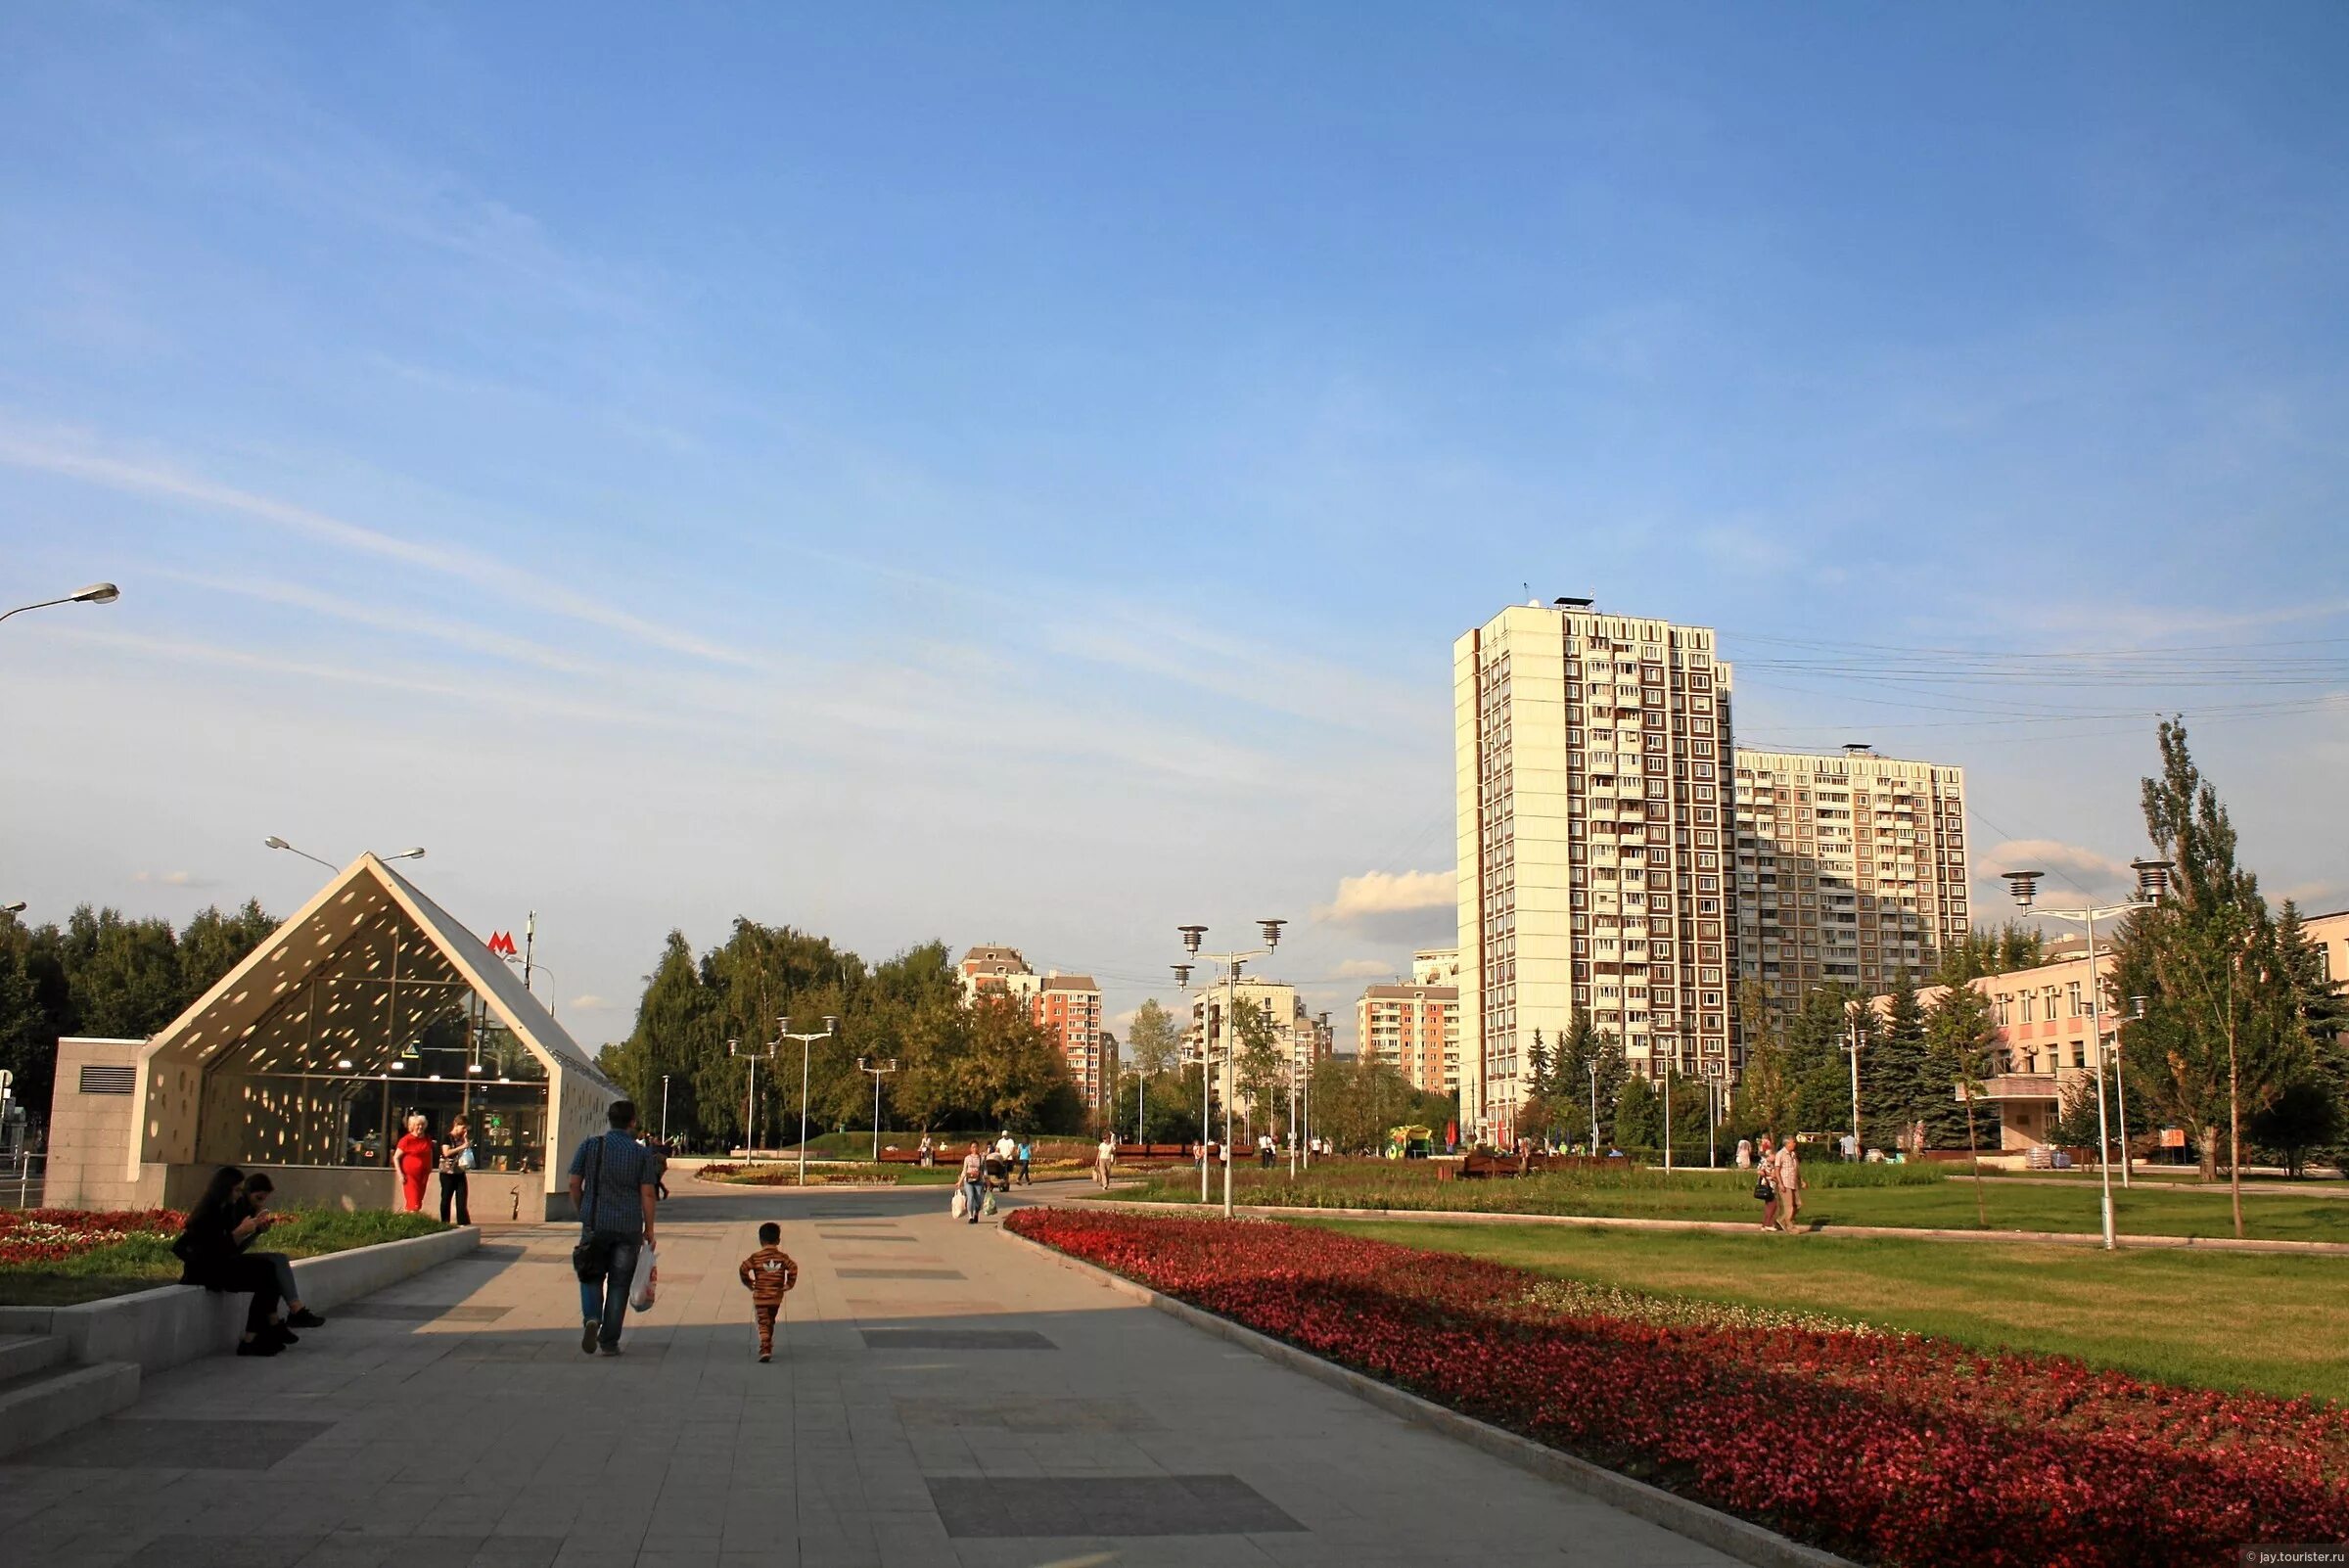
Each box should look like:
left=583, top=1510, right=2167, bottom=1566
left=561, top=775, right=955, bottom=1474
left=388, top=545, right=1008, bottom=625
left=0, top=1227, right=479, bottom=1375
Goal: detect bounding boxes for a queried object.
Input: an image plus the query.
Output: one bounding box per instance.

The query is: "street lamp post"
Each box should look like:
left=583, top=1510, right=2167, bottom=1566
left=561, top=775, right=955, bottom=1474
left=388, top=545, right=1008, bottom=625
left=1178, top=919, right=1287, bottom=1219
left=856, top=1057, right=899, bottom=1161
left=1663, top=1061, right=1673, bottom=1171
left=1173, top=961, right=1201, bottom=1199
left=728, top=1037, right=778, bottom=1155
left=1588, top=1051, right=1606, bottom=1150
left=1, top=582, right=119, bottom=624
left=1847, top=1016, right=1868, bottom=1160
left=2004, top=859, right=2174, bottom=1250
left=775, top=1016, right=840, bottom=1187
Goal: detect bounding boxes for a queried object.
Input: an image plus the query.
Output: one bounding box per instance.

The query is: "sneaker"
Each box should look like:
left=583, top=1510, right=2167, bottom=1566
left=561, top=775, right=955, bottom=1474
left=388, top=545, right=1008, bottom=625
left=581, top=1319, right=599, bottom=1355
left=287, top=1309, right=326, bottom=1328
left=598, top=1342, right=623, bottom=1357
left=272, top=1323, right=300, bottom=1346
left=237, top=1337, right=282, bottom=1358
left=758, top=1353, right=771, bottom=1363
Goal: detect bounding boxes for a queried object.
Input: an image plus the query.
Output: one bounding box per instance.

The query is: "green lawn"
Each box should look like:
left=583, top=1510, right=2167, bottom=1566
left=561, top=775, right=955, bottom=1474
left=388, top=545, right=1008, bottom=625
left=1115, top=1160, right=2349, bottom=1242
left=1307, top=1217, right=2349, bottom=1403
left=0, top=1210, right=450, bottom=1306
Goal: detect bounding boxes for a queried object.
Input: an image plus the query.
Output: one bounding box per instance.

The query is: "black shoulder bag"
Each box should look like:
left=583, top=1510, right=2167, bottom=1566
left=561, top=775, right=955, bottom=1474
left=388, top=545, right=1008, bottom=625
left=572, top=1135, right=614, bottom=1281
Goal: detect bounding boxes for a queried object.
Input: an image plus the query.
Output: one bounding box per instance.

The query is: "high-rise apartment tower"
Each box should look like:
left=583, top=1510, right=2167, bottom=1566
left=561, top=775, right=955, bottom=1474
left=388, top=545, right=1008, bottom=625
left=1454, top=601, right=1737, bottom=1143
left=1732, top=747, right=1968, bottom=1006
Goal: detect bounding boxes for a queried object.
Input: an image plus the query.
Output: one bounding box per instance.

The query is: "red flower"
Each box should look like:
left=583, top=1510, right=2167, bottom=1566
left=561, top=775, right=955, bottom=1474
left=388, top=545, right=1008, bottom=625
left=1007, top=1209, right=2349, bottom=1567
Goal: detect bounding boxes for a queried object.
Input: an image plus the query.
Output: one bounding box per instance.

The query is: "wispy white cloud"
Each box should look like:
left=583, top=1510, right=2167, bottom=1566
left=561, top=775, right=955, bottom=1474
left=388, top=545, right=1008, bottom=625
left=134, top=870, right=215, bottom=889
left=0, top=422, right=756, bottom=668
left=1335, top=957, right=1395, bottom=979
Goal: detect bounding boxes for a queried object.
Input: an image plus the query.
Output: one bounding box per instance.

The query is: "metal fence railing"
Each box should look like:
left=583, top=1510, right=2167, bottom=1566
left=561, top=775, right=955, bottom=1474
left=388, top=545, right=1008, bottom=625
left=1, top=1152, right=46, bottom=1210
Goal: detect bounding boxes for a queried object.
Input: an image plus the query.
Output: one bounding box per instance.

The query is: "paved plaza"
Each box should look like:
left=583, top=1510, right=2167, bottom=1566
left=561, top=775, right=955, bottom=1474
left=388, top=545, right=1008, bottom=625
left=0, top=1180, right=1739, bottom=1568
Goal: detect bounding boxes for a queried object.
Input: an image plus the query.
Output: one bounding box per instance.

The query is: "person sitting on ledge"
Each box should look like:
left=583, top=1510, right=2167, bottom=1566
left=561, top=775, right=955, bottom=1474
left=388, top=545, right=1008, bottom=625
left=174, top=1165, right=292, bottom=1357
left=236, top=1173, right=326, bottom=1332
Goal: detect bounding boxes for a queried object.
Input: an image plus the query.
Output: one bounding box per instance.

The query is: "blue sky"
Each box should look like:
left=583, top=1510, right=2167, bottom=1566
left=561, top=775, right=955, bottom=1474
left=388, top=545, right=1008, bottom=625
left=4, top=3, right=2344, bottom=1048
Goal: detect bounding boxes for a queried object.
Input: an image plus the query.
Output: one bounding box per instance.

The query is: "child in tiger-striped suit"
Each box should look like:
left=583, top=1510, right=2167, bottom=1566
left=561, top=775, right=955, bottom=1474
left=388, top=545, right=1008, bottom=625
left=737, top=1222, right=799, bottom=1362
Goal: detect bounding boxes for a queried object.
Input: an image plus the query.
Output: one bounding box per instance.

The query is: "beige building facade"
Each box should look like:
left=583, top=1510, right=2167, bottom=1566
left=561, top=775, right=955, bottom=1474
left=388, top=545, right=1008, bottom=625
left=1734, top=746, right=1970, bottom=1009
left=1904, top=908, right=2347, bottom=1152
left=1188, top=976, right=1321, bottom=1116
left=1411, top=947, right=1460, bottom=986
left=1356, top=983, right=1459, bottom=1094
left=1455, top=601, right=1737, bottom=1144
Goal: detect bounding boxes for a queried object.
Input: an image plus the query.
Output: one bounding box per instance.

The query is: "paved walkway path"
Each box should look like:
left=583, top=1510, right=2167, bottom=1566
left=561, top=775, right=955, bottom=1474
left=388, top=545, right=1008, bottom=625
left=0, top=1180, right=1737, bottom=1568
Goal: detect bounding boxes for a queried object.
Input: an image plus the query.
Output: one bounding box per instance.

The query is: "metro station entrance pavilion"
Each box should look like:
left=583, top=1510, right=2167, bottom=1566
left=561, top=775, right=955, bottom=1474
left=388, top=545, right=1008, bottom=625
left=44, top=853, right=619, bottom=1220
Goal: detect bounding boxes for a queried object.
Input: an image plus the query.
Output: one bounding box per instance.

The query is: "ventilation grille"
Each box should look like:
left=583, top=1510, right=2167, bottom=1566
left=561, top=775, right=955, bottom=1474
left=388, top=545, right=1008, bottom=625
left=78, top=1065, right=136, bottom=1095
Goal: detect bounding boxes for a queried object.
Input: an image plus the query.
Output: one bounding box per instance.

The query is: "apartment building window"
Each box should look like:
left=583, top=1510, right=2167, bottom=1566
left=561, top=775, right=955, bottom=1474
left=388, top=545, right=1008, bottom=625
left=2021, top=992, right=2035, bottom=1024
left=2068, top=982, right=2084, bottom=1017
left=1995, top=994, right=2011, bottom=1026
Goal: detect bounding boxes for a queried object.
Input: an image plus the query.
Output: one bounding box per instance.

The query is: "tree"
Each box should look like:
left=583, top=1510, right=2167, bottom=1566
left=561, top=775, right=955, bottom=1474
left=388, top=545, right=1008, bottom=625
left=1934, top=922, right=2049, bottom=985
left=958, top=992, right=1081, bottom=1133
left=1783, top=984, right=1855, bottom=1136
left=1613, top=1076, right=1659, bottom=1152
left=1229, top=999, right=1285, bottom=1138
left=1728, top=978, right=1796, bottom=1144
left=1125, top=999, right=1182, bottom=1078
left=2250, top=902, right=2349, bottom=1176
left=1925, top=983, right=1997, bottom=1223
left=1865, top=976, right=1933, bottom=1154
left=2110, top=720, right=2313, bottom=1232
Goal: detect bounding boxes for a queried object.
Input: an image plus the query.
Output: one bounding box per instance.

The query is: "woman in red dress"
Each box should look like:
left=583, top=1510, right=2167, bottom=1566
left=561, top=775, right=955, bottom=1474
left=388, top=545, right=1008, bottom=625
left=393, top=1114, right=434, bottom=1212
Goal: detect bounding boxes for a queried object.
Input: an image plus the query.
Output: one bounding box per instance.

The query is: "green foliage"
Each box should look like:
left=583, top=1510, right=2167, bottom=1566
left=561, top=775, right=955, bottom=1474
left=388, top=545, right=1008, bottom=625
left=1922, top=983, right=1998, bottom=1152
left=1933, top=920, right=2050, bottom=985
left=1124, top=998, right=1182, bottom=1078
left=1613, top=1076, right=1658, bottom=1150
left=1864, top=975, right=1934, bottom=1154
left=599, top=923, right=1080, bottom=1147
left=2110, top=719, right=2320, bottom=1183
left=0, top=899, right=279, bottom=1119
left=1308, top=1056, right=1454, bottom=1155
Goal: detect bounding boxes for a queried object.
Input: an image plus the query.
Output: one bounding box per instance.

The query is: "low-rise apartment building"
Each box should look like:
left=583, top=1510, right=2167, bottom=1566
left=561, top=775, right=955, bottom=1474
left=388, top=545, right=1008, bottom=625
left=957, top=945, right=1106, bottom=1116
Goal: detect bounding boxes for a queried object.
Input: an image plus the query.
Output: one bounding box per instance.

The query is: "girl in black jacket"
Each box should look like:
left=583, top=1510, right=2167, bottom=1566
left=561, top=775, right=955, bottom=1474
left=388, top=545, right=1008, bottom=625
left=175, top=1165, right=288, bottom=1357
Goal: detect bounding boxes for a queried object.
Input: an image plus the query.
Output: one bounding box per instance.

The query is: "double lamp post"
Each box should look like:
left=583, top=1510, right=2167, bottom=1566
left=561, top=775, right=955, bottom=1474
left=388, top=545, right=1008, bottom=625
left=1174, top=917, right=1287, bottom=1219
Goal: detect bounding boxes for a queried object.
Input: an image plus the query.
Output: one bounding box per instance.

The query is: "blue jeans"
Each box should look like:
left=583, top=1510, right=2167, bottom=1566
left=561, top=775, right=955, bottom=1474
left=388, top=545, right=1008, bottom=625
left=577, top=1232, right=640, bottom=1347
left=962, top=1178, right=985, bottom=1222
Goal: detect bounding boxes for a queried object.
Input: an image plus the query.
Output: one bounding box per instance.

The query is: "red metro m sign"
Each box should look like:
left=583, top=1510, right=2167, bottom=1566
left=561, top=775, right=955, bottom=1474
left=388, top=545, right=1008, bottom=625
left=487, top=931, right=518, bottom=958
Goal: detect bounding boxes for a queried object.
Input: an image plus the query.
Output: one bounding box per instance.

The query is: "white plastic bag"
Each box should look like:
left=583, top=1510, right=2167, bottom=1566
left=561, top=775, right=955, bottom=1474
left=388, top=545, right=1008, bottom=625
left=628, top=1243, right=659, bottom=1311
left=950, top=1186, right=968, bottom=1220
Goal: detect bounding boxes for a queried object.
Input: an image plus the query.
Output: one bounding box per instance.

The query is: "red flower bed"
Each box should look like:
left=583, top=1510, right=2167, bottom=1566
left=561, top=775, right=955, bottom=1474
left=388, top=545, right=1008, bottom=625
left=0, top=1208, right=184, bottom=1265
left=1008, top=1208, right=2349, bottom=1566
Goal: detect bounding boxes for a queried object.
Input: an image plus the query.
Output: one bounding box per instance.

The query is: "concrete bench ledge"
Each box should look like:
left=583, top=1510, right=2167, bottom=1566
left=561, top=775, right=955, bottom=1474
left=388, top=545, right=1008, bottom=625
left=0, top=1225, right=481, bottom=1374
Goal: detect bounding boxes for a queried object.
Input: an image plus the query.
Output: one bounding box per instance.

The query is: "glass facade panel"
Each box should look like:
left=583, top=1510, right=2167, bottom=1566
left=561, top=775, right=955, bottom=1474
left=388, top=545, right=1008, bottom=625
left=195, top=899, right=550, bottom=1173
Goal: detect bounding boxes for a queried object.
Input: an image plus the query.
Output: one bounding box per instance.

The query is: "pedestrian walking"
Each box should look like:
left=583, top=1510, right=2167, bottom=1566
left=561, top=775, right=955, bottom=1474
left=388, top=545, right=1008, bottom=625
left=736, top=1221, right=799, bottom=1362
left=1734, top=1135, right=1753, bottom=1172
left=959, top=1143, right=986, bottom=1224
left=1775, top=1136, right=1804, bottom=1232
left=393, top=1113, right=434, bottom=1212
left=918, top=1133, right=935, bottom=1169
left=438, top=1117, right=474, bottom=1224
left=1259, top=1132, right=1275, bottom=1169
left=1094, top=1135, right=1116, bottom=1188
left=567, top=1100, right=658, bottom=1356
left=1753, top=1134, right=1779, bottom=1230
left=1015, top=1138, right=1033, bottom=1185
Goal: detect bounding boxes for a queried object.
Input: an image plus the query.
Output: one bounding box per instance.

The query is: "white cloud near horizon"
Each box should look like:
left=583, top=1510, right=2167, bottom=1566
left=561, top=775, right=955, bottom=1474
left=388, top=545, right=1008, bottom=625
left=1314, top=870, right=1454, bottom=924
left=1335, top=957, right=1396, bottom=979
